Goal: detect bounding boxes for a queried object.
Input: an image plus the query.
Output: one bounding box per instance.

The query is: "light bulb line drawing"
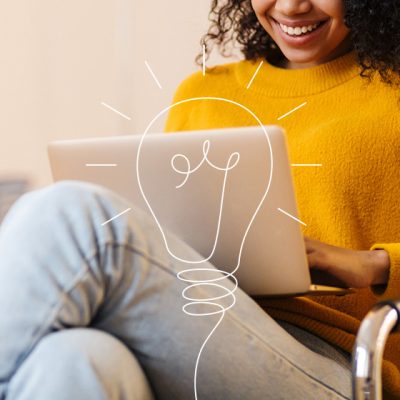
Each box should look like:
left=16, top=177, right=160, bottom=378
left=171, top=139, right=240, bottom=282
left=171, top=139, right=240, bottom=188
left=137, top=97, right=273, bottom=269
left=172, top=139, right=239, bottom=400
left=136, top=97, right=274, bottom=400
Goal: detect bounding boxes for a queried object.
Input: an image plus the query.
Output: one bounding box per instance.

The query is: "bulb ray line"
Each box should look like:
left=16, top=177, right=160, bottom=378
left=101, top=207, right=132, bottom=226
left=246, top=60, right=264, bottom=89
left=100, top=101, right=131, bottom=120
left=277, top=101, right=307, bottom=120
left=202, top=44, right=206, bottom=76
left=277, top=207, right=307, bottom=226
left=145, top=60, right=163, bottom=89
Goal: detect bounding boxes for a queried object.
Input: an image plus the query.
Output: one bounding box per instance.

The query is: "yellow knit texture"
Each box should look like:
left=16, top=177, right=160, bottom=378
left=164, top=50, right=400, bottom=399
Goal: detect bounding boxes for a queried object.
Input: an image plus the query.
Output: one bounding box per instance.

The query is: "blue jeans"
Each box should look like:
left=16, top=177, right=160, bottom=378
left=0, top=181, right=352, bottom=400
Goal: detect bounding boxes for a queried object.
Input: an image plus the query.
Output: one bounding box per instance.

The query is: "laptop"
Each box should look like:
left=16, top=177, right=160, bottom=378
left=48, top=125, right=354, bottom=297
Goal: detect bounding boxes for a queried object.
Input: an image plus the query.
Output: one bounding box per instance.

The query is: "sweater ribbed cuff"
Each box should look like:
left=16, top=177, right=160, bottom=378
left=369, top=243, right=400, bottom=300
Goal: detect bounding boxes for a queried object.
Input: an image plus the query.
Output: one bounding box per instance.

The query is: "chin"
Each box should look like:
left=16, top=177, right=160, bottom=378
left=280, top=48, right=324, bottom=67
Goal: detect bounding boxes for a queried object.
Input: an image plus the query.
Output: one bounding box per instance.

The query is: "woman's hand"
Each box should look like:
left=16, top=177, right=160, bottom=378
left=304, top=236, right=390, bottom=288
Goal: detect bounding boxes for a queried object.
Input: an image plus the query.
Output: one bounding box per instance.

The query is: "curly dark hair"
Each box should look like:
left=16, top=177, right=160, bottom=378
left=196, top=0, right=400, bottom=87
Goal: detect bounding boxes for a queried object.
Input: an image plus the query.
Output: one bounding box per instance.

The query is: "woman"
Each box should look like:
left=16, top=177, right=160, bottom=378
left=1, top=1, right=399, bottom=399
left=165, top=0, right=400, bottom=395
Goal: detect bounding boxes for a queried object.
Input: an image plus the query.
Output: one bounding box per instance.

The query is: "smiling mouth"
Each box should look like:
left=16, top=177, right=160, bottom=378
left=271, top=17, right=329, bottom=38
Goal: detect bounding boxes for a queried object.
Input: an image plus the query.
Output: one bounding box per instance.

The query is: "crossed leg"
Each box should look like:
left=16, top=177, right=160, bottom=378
left=0, top=181, right=351, bottom=400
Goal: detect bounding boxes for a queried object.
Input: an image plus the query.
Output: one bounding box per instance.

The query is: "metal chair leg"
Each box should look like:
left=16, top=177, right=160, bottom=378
left=352, top=300, right=400, bottom=400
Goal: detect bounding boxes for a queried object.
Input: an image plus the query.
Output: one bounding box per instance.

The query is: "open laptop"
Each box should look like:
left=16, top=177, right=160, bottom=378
left=48, top=125, right=354, bottom=297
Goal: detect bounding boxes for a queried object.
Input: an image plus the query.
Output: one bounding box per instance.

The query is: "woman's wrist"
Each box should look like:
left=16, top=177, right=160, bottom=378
left=368, top=249, right=390, bottom=286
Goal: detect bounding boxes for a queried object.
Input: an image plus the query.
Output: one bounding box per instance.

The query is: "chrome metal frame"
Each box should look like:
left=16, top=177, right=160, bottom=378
left=352, top=300, right=400, bottom=400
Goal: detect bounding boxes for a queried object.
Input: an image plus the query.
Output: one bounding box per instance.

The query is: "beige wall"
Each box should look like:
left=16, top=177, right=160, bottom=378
left=0, top=1, right=237, bottom=188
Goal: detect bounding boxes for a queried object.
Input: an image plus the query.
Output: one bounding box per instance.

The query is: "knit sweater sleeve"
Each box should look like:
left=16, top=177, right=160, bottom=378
left=369, top=243, right=400, bottom=300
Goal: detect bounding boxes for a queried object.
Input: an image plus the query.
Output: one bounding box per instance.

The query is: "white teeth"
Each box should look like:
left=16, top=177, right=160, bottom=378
left=279, top=22, right=320, bottom=36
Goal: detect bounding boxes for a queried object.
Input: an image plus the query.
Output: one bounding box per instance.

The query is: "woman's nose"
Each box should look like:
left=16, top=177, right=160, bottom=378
left=274, top=0, right=312, bottom=17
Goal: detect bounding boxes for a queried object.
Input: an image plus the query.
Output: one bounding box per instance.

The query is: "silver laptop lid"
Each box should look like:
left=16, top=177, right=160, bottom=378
left=48, top=125, right=311, bottom=295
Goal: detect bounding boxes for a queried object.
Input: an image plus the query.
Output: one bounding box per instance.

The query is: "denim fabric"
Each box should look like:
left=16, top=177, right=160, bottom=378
left=6, top=328, right=154, bottom=400
left=275, top=320, right=352, bottom=372
left=0, top=181, right=352, bottom=400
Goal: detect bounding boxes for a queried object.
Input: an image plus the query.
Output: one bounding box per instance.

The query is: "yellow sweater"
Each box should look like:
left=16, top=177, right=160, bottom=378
left=164, top=50, right=400, bottom=399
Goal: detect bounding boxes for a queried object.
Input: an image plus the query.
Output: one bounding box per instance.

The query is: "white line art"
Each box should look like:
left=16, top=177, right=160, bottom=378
left=246, top=60, right=264, bottom=89
left=85, top=163, right=117, bottom=167
left=171, top=140, right=240, bottom=189
left=136, top=97, right=273, bottom=400
left=277, top=207, right=307, bottom=226
left=100, top=101, right=132, bottom=120
left=174, top=139, right=240, bottom=398
left=277, top=101, right=307, bottom=120
left=101, top=207, right=132, bottom=226
left=291, top=163, right=322, bottom=167
left=144, top=60, right=163, bottom=89
left=202, top=44, right=206, bottom=76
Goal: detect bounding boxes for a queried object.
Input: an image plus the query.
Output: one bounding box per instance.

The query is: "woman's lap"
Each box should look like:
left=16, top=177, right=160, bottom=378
left=0, top=181, right=351, bottom=399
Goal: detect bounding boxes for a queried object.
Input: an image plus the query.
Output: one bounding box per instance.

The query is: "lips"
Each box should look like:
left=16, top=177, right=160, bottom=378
left=271, top=17, right=331, bottom=46
left=280, top=20, right=328, bottom=36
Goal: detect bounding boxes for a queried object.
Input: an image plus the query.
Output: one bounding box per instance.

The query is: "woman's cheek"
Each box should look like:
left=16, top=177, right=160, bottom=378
left=251, top=0, right=270, bottom=16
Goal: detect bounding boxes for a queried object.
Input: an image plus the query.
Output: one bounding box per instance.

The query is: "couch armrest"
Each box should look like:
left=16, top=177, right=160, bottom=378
left=0, top=178, right=29, bottom=223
